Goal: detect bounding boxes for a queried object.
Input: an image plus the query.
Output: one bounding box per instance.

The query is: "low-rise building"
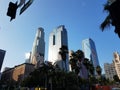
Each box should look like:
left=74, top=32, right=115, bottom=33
left=104, top=63, right=117, bottom=80
left=1, top=63, right=35, bottom=84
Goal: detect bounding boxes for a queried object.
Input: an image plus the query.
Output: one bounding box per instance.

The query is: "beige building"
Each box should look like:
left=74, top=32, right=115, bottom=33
left=113, top=52, right=120, bottom=79
left=104, top=63, right=117, bottom=80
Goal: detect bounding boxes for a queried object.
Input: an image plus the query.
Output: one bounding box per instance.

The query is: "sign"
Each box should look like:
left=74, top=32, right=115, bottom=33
left=7, top=2, right=18, bottom=21
left=20, top=0, right=34, bottom=15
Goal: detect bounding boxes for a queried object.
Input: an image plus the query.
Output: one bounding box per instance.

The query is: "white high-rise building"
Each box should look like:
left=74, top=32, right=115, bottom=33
left=104, top=63, right=117, bottom=80
left=30, top=28, right=45, bottom=67
left=48, top=25, right=69, bottom=71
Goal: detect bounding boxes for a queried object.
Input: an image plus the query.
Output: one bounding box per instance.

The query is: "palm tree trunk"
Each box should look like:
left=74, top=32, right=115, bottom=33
left=45, top=74, right=47, bottom=89
left=64, top=60, right=67, bottom=71
left=62, top=60, right=64, bottom=71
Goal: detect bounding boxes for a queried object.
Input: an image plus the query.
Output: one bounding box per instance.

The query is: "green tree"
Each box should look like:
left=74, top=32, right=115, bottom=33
left=113, top=75, right=120, bottom=82
left=83, top=58, right=96, bottom=89
left=96, top=65, right=102, bottom=76
left=69, top=50, right=84, bottom=75
left=69, top=51, right=79, bottom=73
left=83, top=58, right=90, bottom=70
left=65, top=72, right=80, bottom=90
left=59, top=45, right=68, bottom=71
left=21, top=62, right=54, bottom=88
left=21, top=61, right=83, bottom=90
left=96, top=65, right=102, bottom=85
left=100, top=0, right=120, bottom=38
left=83, top=58, right=95, bottom=77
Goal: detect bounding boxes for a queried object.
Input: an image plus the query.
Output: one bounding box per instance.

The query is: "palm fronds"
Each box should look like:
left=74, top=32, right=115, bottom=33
left=100, top=15, right=111, bottom=31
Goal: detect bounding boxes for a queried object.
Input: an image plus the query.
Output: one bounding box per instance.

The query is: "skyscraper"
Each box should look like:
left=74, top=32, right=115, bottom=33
left=0, top=49, right=6, bottom=71
left=30, top=28, right=45, bottom=67
left=48, top=25, right=69, bottom=71
left=82, top=38, right=99, bottom=75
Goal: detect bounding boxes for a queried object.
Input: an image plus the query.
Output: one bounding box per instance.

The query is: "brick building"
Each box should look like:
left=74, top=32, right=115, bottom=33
left=1, top=63, right=35, bottom=84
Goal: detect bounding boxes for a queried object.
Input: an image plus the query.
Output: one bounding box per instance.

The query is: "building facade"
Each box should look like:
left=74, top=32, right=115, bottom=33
left=82, top=38, right=99, bottom=75
left=104, top=63, right=117, bottom=80
left=48, top=25, right=69, bottom=71
left=30, top=28, right=45, bottom=67
left=113, top=52, right=120, bottom=79
left=1, top=63, right=35, bottom=84
left=0, top=49, right=6, bottom=71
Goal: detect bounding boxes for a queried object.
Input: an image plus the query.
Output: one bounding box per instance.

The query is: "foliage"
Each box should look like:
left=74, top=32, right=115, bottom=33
left=59, top=45, right=68, bottom=61
left=83, top=58, right=95, bottom=76
left=113, top=75, right=120, bottom=82
left=59, top=45, right=68, bottom=71
left=96, top=65, right=102, bottom=76
left=100, top=0, right=120, bottom=38
left=21, top=63, right=54, bottom=88
left=21, top=62, right=83, bottom=90
left=69, top=50, right=84, bottom=74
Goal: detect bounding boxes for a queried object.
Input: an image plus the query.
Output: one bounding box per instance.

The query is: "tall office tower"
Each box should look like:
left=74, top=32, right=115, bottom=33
left=82, top=38, right=100, bottom=75
left=0, top=49, right=6, bottom=71
left=30, top=28, right=45, bottom=67
left=48, top=25, right=69, bottom=71
left=104, top=63, right=117, bottom=80
left=113, top=52, right=120, bottom=79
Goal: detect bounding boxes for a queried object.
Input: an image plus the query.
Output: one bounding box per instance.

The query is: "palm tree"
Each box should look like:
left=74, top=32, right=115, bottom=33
left=96, top=65, right=102, bottom=85
left=89, top=62, right=95, bottom=76
left=83, top=58, right=96, bottom=89
left=65, top=72, right=80, bottom=90
left=83, top=58, right=90, bottom=71
left=69, top=50, right=84, bottom=75
left=59, top=45, right=68, bottom=71
left=96, top=65, right=102, bottom=76
left=113, top=75, right=120, bottom=83
left=75, top=50, right=84, bottom=62
left=69, top=51, right=79, bottom=74
left=21, top=62, right=55, bottom=88
left=100, top=0, right=120, bottom=38
left=83, top=58, right=95, bottom=76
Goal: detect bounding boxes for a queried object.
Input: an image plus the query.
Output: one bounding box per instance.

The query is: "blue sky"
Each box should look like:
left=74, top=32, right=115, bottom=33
left=0, top=0, right=120, bottom=73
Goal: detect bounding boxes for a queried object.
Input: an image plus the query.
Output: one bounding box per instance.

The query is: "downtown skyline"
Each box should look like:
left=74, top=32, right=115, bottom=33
left=0, top=0, right=120, bottom=73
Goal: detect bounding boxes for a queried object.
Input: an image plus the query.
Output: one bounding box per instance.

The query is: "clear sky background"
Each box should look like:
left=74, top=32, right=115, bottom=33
left=0, top=0, right=120, bottom=73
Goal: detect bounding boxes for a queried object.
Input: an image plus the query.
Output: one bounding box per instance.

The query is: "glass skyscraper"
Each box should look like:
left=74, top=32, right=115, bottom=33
left=48, top=25, right=69, bottom=71
left=30, top=27, right=45, bottom=67
left=0, top=49, right=6, bottom=71
left=82, top=38, right=99, bottom=75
